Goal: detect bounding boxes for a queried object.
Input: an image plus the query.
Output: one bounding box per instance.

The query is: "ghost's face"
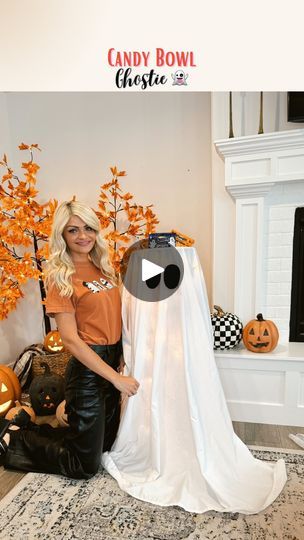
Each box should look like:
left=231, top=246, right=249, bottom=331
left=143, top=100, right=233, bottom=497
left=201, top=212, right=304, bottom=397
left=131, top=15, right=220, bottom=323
left=176, top=71, right=184, bottom=80
left=174, top=70, right=186, bottom=85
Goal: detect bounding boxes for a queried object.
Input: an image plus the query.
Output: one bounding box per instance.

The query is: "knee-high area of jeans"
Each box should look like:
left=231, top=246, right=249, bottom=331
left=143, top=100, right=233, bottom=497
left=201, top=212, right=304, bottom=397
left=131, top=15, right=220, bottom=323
left=4, top=342, right=121, bottom=479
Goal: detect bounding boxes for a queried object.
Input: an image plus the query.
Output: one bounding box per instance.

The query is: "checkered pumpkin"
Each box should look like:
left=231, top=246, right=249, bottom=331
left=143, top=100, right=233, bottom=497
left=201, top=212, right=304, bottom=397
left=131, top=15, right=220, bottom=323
left=211, top=305, right=243, bottom=350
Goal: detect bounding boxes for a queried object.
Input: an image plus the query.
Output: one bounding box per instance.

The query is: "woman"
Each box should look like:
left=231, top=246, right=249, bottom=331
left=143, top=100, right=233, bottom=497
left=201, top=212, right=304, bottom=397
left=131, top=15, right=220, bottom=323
left=0, top=200, right=139, bottom=479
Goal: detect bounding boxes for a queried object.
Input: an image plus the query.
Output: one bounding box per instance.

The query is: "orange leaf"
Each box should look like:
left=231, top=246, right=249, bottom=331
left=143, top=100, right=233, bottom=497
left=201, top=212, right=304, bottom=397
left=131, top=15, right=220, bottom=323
left=101, top=181, right=115, bottom=190
left=121, top=192, right=133, bottom=201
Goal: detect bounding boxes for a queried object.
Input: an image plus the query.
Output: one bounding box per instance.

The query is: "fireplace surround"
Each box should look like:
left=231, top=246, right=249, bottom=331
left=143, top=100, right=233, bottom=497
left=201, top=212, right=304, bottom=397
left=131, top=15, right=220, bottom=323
left=213, top=129, right=304, bottom=426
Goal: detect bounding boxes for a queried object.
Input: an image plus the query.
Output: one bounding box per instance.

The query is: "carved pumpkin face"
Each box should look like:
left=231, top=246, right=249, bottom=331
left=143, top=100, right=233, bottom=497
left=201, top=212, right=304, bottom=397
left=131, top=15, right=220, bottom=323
left=243, top=313, right=279, bottom=353
left=29, top=362, right=65, bottom=415
left=0, top=366, right=22, bottom=417
left=44, top=331, right=65, bottom=354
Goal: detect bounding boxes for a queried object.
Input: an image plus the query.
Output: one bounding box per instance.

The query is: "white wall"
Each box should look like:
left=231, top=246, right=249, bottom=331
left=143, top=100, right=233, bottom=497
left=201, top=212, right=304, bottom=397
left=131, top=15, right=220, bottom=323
left=211, top=92, right=304, bottom=317
left=0, top=92, right=212, bottom=364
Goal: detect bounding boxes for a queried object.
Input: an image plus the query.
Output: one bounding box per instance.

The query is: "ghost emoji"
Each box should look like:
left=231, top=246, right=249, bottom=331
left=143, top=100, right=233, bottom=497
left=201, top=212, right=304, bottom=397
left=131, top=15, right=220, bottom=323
left=171, top=70, right=188, bottom=86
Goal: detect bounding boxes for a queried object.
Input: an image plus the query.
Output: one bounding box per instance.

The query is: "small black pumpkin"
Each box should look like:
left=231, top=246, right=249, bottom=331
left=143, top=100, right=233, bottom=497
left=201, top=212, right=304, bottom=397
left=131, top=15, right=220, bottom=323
left=29, top=362, right=65, bottom=416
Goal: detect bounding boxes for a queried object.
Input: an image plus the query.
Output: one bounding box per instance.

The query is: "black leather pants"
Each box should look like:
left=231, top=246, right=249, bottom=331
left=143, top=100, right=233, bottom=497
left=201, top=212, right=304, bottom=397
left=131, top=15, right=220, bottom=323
left=4, top=341, right=122, bottom=479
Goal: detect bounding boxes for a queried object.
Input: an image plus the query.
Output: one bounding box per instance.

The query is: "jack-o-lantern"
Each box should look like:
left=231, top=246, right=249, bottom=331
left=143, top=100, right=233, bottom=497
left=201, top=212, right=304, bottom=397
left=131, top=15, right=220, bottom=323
left=5, top=400, right=36, bottom=423
left=56, top=400, right=69, bottom=427
left=29, top=362, right=65, bottom=415
left=0, top=366, right=22, bottom=417
left=44, top=330, right=65, bottom=354
left=243, top=313, right=279, bottom=353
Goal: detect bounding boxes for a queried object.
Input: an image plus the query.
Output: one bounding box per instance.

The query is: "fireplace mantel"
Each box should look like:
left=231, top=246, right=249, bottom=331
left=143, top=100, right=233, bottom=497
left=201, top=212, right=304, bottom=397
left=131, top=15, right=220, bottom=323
left=215, top=128, right=304, bottom=198
left=215, top=129, right=304, bottom=158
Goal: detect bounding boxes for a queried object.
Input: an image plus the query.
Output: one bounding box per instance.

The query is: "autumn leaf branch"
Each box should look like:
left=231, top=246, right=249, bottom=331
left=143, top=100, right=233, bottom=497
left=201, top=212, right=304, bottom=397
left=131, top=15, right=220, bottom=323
left=0, top=144, right=57, bottom=333
left=97, top=166, right=159, bottom=274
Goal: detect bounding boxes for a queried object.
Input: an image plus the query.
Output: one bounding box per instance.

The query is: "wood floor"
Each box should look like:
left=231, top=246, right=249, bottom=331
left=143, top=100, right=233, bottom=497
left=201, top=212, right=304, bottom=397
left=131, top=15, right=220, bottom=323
left=1, top=421, right=304, bottom=502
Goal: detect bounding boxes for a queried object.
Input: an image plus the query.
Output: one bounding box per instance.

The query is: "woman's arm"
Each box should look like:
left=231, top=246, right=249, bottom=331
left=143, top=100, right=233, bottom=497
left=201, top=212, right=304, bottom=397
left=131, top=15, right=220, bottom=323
left=54, top=312, right=139, bottom=397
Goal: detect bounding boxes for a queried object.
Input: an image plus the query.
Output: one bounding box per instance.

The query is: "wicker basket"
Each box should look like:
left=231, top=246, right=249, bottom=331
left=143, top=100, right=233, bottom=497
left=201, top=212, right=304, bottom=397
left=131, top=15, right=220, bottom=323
left=32, top=351, right=71, bottom=378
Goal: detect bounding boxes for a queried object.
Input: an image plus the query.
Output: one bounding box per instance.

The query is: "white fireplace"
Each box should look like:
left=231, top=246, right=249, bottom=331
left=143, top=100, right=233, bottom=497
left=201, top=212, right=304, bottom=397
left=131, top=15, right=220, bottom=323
left=213, top=129, right=304, bottom=427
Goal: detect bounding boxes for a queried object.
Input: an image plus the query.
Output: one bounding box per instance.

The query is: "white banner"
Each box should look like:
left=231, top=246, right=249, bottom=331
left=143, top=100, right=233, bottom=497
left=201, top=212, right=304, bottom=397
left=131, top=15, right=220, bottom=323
left=0, top=0, right=303, bottom=91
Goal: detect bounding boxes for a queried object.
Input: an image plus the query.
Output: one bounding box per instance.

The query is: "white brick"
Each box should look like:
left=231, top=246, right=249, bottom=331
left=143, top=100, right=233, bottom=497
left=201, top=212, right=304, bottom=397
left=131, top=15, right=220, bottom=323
left=267, top=258, right=281, bottom=271
left=266, top=295, right=282, bottom=307
left=276, top=307, right=290, bottom=318
left=268, top=246, right=292, bottom=258
left=266, top=295, right=276, bottom=307
left=267, top=283, right=281, bottom=295
left=280, top=271, right=292, bottom=283
left=280, top=282, right=291, bottom=294
left=269, top=219, right=293, bottom=234
left=281, top=259, right=292, bottom=271
left=266, top=295, right=290, bottom=308
left=269, top=206, right=295, bottom=220
left=268, top=234, right=283, bottom=247
left=281, top=220, right=294, bottom=233
left=269, top=221, right=284, bottom=233
left=268, top=271, right=282, bottom=283
left=281, top=233, right=293, bottom=246
left=273, top=318, right=288, bottom=326
left=278, top=295, right=290, bottom=306
left=264, top=308, right=279, bottom=318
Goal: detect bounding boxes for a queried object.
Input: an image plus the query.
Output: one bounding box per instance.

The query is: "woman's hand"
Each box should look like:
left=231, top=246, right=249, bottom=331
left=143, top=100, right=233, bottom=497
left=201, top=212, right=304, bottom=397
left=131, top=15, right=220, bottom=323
left=113, top=374, right=139, bottom=397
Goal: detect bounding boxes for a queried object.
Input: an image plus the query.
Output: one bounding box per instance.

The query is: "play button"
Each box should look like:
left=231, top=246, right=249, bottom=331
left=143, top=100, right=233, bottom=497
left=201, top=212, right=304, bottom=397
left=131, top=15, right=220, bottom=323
left=142, top=259, right=164, bottom=282
left=121, top=240, right=184, bottom=302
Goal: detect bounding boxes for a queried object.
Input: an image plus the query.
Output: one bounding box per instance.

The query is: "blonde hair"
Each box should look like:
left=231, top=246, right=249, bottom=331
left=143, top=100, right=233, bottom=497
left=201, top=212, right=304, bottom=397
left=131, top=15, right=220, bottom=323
left=45, top=200, right=116, bottom=296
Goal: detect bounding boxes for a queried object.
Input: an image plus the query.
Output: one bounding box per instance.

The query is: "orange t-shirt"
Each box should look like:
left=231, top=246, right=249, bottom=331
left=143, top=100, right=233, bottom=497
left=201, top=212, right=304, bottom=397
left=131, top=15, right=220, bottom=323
left=45, top=261, right=122, bottom=345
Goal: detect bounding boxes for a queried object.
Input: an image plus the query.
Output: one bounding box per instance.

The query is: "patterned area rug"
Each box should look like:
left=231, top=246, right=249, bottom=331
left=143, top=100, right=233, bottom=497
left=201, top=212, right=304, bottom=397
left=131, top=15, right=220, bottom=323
left=0, top=447, right=303, bottom=540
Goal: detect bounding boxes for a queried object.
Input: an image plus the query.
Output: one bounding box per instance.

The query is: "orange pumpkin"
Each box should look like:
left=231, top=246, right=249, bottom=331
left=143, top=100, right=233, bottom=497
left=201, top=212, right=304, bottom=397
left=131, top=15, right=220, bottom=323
left=243, top=313, right=279, bottom=353
left=5, top=400, right=36, bottom=423
left=44, top=330, right=65, bottom=354
left=56, top=400, right=69, bottom=427
left=0, top=365, right=22, bottom=417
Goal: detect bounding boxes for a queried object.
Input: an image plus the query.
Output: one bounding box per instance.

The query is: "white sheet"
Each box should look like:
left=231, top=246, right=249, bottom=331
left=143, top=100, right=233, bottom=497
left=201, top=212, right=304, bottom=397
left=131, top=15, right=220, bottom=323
left=102, top=247, right=287, bottom=514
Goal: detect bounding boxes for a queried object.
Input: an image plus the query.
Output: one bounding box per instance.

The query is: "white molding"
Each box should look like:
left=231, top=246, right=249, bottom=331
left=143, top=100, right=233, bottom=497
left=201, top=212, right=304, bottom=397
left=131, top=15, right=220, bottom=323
left=216, top=130, right=304, bottom=189
left=227, top=182, right=275, bottom=199
left=214, top=129, right=304, bottom=158
left=234, top=197, right=264, bottom=322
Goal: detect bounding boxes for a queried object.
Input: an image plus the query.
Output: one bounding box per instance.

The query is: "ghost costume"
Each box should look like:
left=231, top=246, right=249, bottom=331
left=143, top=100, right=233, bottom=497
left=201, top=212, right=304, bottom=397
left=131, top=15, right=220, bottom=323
left=102, top=248, right=287, bottom=514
